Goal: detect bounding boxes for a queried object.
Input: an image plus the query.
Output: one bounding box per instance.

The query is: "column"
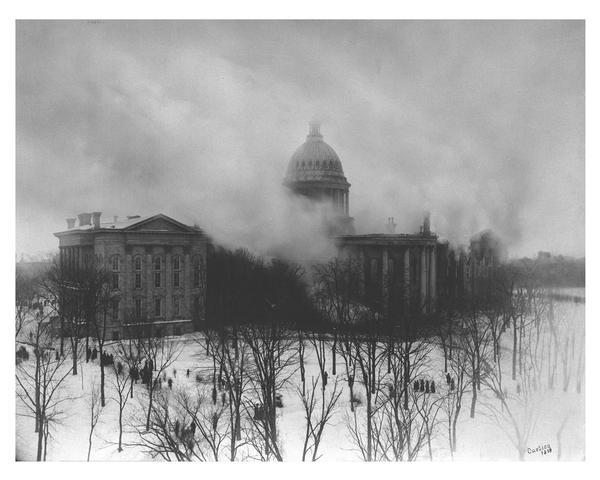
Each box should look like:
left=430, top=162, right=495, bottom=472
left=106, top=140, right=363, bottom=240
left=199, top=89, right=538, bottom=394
left=184, top=250, right=191, bottom=320
left=420, top=247, right=427, bottom=311
left=381, top=248, right=389, bottom=319
left=345, top=192, right=349, bottom=215
left=358, top=248, right=366, bottom=297
left=404, top=248, right=410, bottom=307
left=429, top=246, right=437, bottom=304
left=146, top=250, right=153, bottom=324
left=165, top=251, right=172, bottom=322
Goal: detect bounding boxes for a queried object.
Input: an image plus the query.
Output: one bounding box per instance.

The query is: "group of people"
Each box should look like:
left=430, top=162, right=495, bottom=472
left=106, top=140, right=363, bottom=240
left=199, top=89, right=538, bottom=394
left=445, top=372, right=456, bottom=391
left=413, top=378, right=436, bottom=394
left=85, top=346, right=115, bottom=367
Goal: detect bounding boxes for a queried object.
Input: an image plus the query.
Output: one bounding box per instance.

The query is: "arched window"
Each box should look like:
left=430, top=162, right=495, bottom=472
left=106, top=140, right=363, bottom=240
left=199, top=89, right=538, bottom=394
left=112, top=255, right=120, bottom=272
left=154, top=256, right=162, bottom=288
left=173, top=255, right=181, bottom=288
left=315, top=160, right=320, bottom=169
left=134, top=255, right=142, bottom=289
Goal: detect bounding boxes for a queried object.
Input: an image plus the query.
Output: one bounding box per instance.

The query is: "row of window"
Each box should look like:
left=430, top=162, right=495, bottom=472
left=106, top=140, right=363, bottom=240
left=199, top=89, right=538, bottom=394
left=110, top=295, right=200, bottom=320
left=110, top=271, right=202, bottom=290
left=109, top=255, right=203, bottom=290
left=111, top=254, right=202, bottom=271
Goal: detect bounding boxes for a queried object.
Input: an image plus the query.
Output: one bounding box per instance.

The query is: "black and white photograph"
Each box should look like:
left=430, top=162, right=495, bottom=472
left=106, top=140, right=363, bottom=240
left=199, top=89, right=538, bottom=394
left=11, top=13, right=590, bottom=465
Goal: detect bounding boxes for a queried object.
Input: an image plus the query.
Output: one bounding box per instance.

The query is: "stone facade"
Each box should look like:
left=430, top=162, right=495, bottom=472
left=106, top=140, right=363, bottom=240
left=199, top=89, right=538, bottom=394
left=54, top=214, right=208, bottom=339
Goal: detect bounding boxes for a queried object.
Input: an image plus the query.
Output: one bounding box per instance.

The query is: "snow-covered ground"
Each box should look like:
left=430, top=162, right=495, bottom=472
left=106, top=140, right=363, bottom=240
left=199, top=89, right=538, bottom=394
left=15, top=293, right=585, bottom=462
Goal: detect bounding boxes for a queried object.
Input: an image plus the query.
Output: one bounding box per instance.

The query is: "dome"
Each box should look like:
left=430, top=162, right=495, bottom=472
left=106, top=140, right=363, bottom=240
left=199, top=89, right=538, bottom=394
left=285, top=122, right=349, bottom=185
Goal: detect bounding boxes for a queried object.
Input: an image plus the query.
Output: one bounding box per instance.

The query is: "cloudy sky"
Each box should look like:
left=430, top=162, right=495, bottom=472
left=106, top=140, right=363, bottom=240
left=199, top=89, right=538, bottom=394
left=16, top=20, right=584, bottom=260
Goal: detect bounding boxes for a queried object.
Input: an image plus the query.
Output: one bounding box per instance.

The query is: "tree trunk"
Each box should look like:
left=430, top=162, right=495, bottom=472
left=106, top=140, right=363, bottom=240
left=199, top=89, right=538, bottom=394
left=145, top=386, right=154, bottom=431
left=117, top=406, right=123, bottom=452
left=36, top=419, right=43, bottom=461
left=470, top=370, right=477, bottom=418
left=99, top=350, right=106, bottom=407
left=366, top=390, right=372, bottom=461
left=512, top=320, right=517, bottom=381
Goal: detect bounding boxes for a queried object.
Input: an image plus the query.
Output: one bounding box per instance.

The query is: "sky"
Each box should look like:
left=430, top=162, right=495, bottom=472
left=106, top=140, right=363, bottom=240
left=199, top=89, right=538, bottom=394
left=16, top=20, right=585, bottom=261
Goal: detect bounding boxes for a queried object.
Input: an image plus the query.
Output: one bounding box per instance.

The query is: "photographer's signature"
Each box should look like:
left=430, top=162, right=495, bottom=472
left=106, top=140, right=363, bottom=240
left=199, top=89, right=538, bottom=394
left=527, top=443, right=553, bottom=456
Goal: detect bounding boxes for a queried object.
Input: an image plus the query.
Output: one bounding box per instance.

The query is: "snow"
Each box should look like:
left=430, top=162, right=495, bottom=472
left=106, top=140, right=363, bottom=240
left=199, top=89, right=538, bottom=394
left=15, top=294, right=585, bottom=461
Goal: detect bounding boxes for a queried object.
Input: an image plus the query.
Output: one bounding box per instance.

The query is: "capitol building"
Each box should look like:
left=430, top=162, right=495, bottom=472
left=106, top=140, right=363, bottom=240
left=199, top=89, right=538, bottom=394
left=283, top=121, right=498, bottom=319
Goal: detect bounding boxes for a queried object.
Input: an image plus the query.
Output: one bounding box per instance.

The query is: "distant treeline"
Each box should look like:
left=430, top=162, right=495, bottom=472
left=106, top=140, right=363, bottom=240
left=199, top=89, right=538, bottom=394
left=507, top=255, right=585, bottom=288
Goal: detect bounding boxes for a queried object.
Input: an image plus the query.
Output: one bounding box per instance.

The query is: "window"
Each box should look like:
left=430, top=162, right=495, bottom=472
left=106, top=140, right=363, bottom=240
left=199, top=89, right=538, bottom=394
left=370, top=258, right=378, bottom=280
left=112, top=298, right=119, bottom=320
left=154, top=298, right=161, bottom=317
left=175, top=327, right=181, bottom=336
left=153, top=256, right=162, bottom=288
left=134, top=256, right=142, bottom=289
left=112, top=330, right=120, bottom=341
left=173, top=255, right=181, bottom=288
left=173, top=296, right=180, bottom=317
left=111, top=254, right=120, bottom=290
left=135, top=298, right=142, bottom=319
left=192, top=256, right=201, bottom=288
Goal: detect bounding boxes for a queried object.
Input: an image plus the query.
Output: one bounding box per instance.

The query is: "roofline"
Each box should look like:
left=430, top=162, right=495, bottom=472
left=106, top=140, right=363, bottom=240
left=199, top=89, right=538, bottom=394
left=54, top=213, right=205, bottom=237
left=335, top=233, right=438, bottom=247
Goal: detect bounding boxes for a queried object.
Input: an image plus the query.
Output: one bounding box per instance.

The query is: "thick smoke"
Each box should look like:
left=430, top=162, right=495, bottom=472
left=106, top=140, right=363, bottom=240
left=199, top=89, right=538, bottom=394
left=16, top=21, right=584, bottom=260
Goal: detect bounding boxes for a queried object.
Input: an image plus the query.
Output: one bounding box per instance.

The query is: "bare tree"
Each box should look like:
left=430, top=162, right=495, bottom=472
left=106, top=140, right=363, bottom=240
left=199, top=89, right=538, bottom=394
left=202, top=328, right=251, bottom=461
left=15, top=267, right=38, bottom=341
left=110, top=359, right=131, bottom=452
left=482, top=360, right=541, bottom=461
left=440, top=343, right=469, bottom=457
left=128, top=386, right=229, bottom=461
left=459, top=308, right=492, bottom=418
left=115, top=334, right=143, bottom=399
left=243, top=322, right=298, bottom=461
left=341, top=329, right=385, bottom=462
left=39, top=256, right=96, bottom=375
left=15, top=307, right=73, bottom=461
left=87, top=382, right=103, bottom=461
left=87, top=267, right=112, bottom=406
left=298, top=372, right=343, bottom=461
left=139, top=334, right=183, bottom=432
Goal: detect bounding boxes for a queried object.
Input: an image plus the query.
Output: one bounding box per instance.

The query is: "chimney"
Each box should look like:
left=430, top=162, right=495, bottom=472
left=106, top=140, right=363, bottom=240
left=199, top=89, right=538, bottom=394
left=113, top=215, right=118, bottom=224
left=77, top=212, right=92, bottom=227
left=386, top=217, right=397, bottom=234
left=92, top=211, right=102, bottom=229
left=66, top=218, right=76, bottom=229
left=422, top=212, right=431, bottom=235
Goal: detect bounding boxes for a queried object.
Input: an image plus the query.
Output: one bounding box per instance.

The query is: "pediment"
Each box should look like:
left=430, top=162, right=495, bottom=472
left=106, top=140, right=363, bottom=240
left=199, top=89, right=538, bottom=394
left=125, top=215, right=196, bottom=233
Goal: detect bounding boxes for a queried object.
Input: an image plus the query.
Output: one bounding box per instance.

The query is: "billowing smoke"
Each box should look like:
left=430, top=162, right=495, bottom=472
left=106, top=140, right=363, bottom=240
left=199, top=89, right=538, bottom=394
left=16, top=21, right=584, bottom=261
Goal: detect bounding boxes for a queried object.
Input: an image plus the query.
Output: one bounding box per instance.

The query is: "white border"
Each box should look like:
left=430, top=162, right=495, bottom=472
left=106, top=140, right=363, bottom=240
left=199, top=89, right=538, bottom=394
left=2, top=2, right=597, bottom=479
